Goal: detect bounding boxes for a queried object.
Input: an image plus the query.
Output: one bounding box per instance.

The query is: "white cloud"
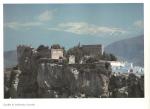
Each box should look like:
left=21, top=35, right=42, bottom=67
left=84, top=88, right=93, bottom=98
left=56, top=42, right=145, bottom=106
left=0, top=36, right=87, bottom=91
left=134, top=20, right=144, bottom=29
left=5, top=21, right=43, bottom=30
left=38, top=10, right=54, bottom=22
left=48, top=22, right=127, bottom=36
left=5, top=10, right=55, bottom=30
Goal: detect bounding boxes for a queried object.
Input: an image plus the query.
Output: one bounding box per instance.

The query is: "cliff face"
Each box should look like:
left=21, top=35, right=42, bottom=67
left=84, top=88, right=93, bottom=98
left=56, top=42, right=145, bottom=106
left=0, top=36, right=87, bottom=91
left=17, top=46, right=39, bottom=98
left=4, top=45, right=144, bottom=98
left=12, top=45, right=111, bottom=98
left=37, top=63, right=111, bottom=98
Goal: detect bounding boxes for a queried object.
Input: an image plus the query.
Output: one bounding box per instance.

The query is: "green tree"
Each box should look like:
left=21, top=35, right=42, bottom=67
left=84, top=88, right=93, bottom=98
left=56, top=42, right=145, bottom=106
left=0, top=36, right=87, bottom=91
left=101, top=52, right=117, bottom=61
left=109, top=53, right=117, bottom=61
left=67, top=46, right=83, bottom=63
left=51, top=44, right=61, bottom=49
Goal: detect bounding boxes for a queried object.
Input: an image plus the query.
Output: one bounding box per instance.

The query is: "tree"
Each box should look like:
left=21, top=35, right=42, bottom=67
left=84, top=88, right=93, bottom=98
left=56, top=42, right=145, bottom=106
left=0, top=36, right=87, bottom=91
left=101, top=52, right=117, bottom=61
left=102, top=52, right=110, bottom=60
left=51, top=44, right=61, bottom=49
left=109, top=53, right=117, bottom=61
left=37, top=45, right=47, bottom=51
left=67, top=46, right=83, bottom=63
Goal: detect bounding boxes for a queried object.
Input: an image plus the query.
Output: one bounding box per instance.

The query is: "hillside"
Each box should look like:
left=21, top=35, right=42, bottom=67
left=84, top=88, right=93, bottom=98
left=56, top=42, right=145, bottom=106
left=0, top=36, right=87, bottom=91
left=105, top=35, right=144, bottom=67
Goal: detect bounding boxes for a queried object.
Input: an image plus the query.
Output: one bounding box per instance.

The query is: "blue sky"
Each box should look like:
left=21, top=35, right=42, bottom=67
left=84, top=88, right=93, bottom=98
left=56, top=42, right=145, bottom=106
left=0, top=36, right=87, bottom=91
left=4, top=3, right=144, bottom=51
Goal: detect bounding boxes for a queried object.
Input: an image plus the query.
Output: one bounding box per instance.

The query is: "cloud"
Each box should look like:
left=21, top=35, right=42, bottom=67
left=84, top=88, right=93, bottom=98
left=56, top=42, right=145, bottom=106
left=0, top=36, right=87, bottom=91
left=5, top=21, right=43, bottom=30
left=38, top=10, right=54, bottom=22
left=48, top=22, right=127, bottom=36
left=5, top=9, right=55, bottom=30
left=134, top=20, right=144, bottom=29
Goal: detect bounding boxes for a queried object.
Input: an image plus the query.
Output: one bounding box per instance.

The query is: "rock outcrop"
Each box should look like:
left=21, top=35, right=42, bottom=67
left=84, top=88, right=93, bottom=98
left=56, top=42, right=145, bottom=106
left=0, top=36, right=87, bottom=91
left=37, top=63, right=111, bottom=98
left=4, top=45, right=144, bottom=98
left=108, top=73, right=144, bottom=98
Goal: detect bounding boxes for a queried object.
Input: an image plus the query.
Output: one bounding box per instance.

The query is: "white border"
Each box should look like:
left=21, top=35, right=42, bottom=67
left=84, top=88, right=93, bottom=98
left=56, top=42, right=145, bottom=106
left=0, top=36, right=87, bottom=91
left=1, top=0, right=150, bottom=109
left=2, top=0, right=145, bottom=4
left=144, top=1, right=150, bottom=109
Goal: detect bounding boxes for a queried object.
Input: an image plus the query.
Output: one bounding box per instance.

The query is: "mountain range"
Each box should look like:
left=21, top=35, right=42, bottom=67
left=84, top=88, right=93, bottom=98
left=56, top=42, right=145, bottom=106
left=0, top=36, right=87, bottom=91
left=105, top=35, right=144, bottom=67
left=4, top=50, right=17, bottom=68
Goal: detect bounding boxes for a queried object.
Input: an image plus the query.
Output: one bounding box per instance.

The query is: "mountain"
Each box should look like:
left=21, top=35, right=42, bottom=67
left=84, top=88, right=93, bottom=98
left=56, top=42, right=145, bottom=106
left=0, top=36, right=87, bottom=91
left=105, top=35, right=144, bottom=67
left=4, top=50, right=17, bottom=68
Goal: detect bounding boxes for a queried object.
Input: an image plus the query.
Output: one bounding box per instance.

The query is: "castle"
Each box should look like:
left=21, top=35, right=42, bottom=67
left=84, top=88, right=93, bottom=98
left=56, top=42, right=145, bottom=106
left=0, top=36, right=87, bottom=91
left=4, top=44, right=144, bottom=98
left=50, top=44, right=104, bottom=64
left=81, top=44, right=104, bottom=56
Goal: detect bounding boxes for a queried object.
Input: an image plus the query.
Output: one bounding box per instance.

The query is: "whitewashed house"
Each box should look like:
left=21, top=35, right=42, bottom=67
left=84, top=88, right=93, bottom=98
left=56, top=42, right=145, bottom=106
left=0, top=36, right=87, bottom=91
left=51, top=49, right=63, bottom=60
left=69, top=55, right=75, bottom=64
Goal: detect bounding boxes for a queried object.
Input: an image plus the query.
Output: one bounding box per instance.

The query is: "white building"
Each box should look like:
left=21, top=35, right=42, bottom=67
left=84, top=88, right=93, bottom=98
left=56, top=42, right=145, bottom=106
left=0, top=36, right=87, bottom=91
left=51, top=49, right=63, bottom=60
left=109, top=61, right=125, bottom=67
left=69, top=55, right=75, bottom=64
left=110, top=61, right=144, bottom=74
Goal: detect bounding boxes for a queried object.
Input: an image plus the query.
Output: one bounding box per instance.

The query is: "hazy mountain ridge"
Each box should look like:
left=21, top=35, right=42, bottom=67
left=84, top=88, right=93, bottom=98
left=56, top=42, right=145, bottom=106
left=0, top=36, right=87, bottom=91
left=4, top=50, right=17, bottom=68
left=105, top=35, right=144, bottom=67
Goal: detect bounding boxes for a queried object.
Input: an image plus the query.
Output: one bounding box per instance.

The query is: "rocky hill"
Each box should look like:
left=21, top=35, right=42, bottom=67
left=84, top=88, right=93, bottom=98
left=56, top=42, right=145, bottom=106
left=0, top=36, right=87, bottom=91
left=105, top=35, right=144, bottom=67
left=4, top=45, right=144, bottom=98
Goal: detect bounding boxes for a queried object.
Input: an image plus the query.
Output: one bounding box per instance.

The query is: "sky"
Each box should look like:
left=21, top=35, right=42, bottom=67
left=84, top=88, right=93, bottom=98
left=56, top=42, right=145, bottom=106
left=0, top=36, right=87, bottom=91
left=4, top=3, right=144, bottom=51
